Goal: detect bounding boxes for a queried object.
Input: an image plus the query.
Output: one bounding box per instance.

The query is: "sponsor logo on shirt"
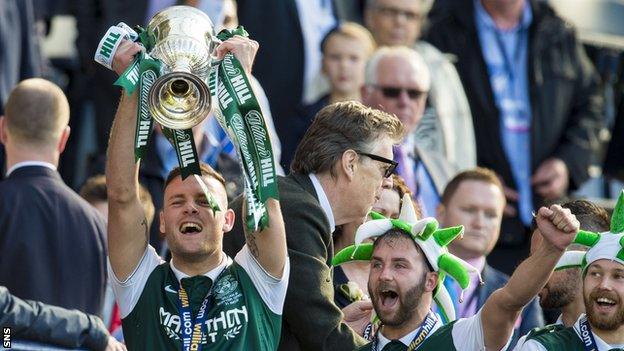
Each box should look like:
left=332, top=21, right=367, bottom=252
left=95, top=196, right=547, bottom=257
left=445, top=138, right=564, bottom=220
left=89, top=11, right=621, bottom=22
left=159, top=306, right=248, bottom=344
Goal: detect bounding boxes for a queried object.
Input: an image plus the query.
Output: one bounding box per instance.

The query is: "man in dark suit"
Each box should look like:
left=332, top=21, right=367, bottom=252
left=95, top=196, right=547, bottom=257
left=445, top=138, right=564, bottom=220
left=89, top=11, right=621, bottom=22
left=0, top=78, right=107, bottom=316
left=437, top=168, right=544, bottom=349
left=425, top=0, right=604, bottom=274
left=0, top=0, right=42, bottom=179
left=236, top=0, right=337, bottom=169
left=223, top=101, right=404, bottom=350
left=361, top=46, right=457, bottom=218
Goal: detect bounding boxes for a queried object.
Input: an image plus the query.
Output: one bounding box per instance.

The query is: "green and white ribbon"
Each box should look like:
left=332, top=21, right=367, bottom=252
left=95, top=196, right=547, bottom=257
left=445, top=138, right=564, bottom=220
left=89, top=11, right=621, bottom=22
left=112, top=25, right=278, bottom=231
left=208, top=27, right=279, bottom=232
left=114, top=27, right=219, bottom=212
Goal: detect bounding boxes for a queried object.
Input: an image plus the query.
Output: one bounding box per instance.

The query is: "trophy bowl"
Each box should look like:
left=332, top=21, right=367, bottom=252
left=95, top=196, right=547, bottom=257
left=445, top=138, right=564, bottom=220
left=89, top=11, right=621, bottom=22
left=147, top=6, right=219, bottom=130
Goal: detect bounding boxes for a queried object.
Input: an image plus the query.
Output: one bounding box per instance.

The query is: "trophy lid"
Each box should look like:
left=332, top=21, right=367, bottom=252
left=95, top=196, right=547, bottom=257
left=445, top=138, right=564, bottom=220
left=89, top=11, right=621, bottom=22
left=147, top=5, right=216, bottom=46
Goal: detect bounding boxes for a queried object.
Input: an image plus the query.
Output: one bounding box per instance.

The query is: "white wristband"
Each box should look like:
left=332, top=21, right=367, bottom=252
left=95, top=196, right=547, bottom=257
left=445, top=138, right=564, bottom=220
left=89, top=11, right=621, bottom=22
left=94, top=23, right=138, bottom=70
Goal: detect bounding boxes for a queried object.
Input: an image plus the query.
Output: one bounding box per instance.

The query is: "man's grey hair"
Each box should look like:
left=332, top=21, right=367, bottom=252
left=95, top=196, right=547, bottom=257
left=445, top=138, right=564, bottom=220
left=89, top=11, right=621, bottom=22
left=364, top=46, right=431, bottom=90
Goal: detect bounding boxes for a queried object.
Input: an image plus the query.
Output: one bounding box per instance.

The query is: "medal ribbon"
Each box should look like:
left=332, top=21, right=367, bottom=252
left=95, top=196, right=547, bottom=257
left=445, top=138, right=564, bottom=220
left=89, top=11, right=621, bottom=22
left=578, top=316, right=599, bottom=351
left=174, top=268, right=227, bottom=351
left=372, top=312, right=438, bottom=351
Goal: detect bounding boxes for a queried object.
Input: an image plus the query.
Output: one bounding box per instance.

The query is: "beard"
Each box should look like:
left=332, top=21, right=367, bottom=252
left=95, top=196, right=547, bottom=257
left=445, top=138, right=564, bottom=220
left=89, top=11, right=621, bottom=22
left=585, top=288, right=624, bottom=331
left=540, top=270, right=581, bottom=309
left=370, top=274, right=426, bottom=327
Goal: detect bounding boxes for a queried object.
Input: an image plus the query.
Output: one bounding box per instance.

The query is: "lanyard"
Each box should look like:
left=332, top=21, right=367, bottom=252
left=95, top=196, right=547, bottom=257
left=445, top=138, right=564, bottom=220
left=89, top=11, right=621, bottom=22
left=175, top=268, right=226, bottom=351
left=493, top=28, right=525, bottom=89
left=493, top=28, right=531, bottom=132
left=578, top=316, right=599, bottom=351
left=372, top=312, right=438, bottom=351
left=363, top=322, right=375, bottom=341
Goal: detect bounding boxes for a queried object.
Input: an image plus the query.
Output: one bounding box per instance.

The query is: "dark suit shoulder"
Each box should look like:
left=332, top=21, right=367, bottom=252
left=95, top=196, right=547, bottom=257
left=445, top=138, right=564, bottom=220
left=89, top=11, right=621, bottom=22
left=223, top=174, right=331, bottom=258
left=223, top=175, right=331, bottom=257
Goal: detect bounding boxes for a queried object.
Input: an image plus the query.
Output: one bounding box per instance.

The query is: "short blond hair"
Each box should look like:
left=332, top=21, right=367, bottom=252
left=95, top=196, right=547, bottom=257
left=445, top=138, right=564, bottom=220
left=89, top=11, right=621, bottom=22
left=4, top=78, right=69, bottom=147
left=321, top=22, right=376, bottom=57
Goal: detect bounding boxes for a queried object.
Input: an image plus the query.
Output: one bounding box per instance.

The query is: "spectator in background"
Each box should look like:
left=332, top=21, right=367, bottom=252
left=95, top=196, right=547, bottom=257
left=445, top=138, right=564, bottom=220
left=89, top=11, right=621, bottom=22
left=425, top=0, right=604, bottom=274
left=0, top=0, right=42, bottom=113
left=436, top=168, right=543, bottom=348
left=333, top=174, right=416, bottom=309
left=236, top=0, right=337, bottom=169
left=529, top=200, right=610, bottom=327
left=372, top=173, right=419, bottom=219
left=362, top=46, right=456, bottom=217
left=364, top=0, right=477, bottom=171
left=0, top=79, right=107, bottom=316
left=0, top=286, right=124, bottom=351
left=202, top=0, right=284, bottom=178
left=81, top=174, right=155, bottom=224
left=0, top=0, right=43, bottom=178
left=298, top=22, right=375, bottom=141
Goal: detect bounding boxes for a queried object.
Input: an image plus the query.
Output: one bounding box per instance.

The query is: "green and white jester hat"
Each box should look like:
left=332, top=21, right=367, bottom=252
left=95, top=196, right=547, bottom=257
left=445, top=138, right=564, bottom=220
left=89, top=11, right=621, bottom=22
left=555, top=190, right=624, bottom=272
left=332, top=194, right=483, bottom=322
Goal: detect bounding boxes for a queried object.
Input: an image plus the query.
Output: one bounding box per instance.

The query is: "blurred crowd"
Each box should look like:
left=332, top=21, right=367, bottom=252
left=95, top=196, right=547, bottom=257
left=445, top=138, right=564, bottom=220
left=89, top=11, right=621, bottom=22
left=1, top=0, right=624, bottom=350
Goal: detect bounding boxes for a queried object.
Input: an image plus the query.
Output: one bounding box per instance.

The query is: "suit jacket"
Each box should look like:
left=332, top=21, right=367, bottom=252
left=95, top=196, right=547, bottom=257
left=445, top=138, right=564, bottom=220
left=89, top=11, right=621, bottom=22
left=0, top=166, right=107, bottom=316
left=0, top=0, right=42, bottom=114
left=478, top=264, right=544, bottom=348
left=222, top=173, right=366, bottom=351
left=236, top=0, right=306, bottom=170
left=425, top=0, right=604, bottom=246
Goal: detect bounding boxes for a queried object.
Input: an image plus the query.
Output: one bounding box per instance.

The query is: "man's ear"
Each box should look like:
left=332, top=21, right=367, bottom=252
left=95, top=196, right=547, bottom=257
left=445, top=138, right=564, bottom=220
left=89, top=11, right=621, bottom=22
left=436, top=203, right=446, bottom=222
left=159, top=210, right=166, bottom=235
left=424, top=271, right=438, bottom=293
left=340, top=149, right=358, bottom=181
left=221, top=208, right=236, bottom=233
left=0, top=116, right=7, bottom=145
left=57, top=126, right=71, bottom=154
left=321, top=57, right=328, bottom=75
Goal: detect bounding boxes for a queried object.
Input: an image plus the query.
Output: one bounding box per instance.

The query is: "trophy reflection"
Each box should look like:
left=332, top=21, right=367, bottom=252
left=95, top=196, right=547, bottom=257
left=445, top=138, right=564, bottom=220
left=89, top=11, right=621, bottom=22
left=147, top=6, right=219, bottom=130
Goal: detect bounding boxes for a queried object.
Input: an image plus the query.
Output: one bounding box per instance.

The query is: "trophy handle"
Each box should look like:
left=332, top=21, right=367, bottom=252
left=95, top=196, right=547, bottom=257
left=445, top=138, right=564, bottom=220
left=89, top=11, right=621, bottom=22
left=210, top=36, right=223, bottom=67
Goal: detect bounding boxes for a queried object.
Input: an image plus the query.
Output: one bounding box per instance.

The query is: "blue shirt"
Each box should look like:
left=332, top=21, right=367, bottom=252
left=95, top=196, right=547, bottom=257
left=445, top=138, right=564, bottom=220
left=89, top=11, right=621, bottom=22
left=401, top=135, right=441, bottom=218
left=474, top=0, right=534, bottom=225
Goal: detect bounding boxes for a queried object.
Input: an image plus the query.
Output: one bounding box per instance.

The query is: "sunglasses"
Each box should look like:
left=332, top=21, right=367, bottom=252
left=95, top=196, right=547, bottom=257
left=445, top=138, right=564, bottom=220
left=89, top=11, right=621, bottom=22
left=358, top=152, right=398, bottom=178
left=373, top=85, right=427, bottom=100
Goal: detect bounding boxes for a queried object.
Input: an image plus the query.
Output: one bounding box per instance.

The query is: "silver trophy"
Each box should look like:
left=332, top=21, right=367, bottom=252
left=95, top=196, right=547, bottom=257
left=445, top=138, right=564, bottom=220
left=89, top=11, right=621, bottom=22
left=147, top=6, right=220, bottom=130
